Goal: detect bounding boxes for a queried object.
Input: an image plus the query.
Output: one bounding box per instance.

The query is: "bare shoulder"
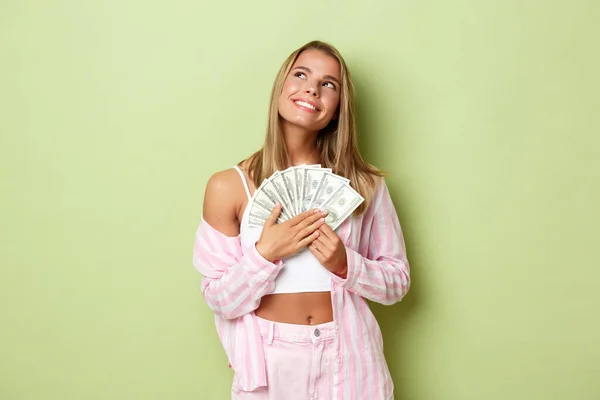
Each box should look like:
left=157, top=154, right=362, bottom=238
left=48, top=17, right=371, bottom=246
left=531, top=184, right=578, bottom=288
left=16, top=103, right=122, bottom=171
left=205, top=168, right=243, bottom=197
left=203, top=168, right=246, bottom=236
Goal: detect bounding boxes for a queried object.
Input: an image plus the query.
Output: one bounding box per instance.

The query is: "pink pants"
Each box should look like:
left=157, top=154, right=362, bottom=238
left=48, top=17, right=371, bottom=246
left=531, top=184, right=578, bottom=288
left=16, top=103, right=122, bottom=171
left=232, top=316, right=337, bottom=400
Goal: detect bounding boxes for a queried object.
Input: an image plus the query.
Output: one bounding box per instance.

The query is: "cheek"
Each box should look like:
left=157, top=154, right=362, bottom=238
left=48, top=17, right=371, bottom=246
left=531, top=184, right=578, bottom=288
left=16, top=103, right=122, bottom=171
left=278, top=80, right=298, bottom=107
left=323, top=93, right=341, bottom=116
left=282, top=78, right=301, bottom=96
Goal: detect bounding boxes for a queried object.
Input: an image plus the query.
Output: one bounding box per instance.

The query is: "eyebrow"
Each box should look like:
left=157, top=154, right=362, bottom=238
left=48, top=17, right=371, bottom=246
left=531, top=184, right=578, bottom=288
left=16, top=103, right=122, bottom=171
left=294, top=66, right=341, bottom=86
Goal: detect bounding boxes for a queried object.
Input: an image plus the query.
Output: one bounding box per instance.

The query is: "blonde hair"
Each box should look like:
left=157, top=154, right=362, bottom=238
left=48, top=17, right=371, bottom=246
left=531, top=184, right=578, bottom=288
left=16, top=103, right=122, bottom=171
left=246, top=40, right=383, bottom=214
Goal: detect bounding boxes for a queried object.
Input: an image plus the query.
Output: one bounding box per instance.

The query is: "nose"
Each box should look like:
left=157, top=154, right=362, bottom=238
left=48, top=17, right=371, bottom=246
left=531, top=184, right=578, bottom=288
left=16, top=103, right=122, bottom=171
left=305, top=85, right=319, bottom=97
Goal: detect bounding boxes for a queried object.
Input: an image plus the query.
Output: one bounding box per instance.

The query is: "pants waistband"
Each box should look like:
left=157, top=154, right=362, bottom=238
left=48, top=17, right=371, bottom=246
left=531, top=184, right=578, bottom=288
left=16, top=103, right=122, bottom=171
left=255, top=315, right=336, bottom=343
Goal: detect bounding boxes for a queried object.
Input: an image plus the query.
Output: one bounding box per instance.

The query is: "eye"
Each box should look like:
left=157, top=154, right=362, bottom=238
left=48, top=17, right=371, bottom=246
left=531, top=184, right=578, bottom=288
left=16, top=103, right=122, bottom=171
left=294, top=72, right=306, bottom=79
left=323, top=81, right=336, bottom=90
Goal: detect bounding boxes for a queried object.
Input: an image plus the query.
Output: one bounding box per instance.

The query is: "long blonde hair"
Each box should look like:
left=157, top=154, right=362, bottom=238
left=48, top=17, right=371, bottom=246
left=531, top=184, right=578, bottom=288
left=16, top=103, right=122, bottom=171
left=246, top=40, right=383, bottom=214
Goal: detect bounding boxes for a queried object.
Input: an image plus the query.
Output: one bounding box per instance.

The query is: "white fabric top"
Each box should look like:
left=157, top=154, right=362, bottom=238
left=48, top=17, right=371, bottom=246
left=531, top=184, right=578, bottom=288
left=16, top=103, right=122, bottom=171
left=233, top=166, right=331, bottom=293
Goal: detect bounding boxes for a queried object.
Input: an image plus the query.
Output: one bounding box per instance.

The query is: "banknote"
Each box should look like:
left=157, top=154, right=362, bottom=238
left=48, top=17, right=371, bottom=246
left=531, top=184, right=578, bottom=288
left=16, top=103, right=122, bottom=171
left=253, top=179, right=291, bottom=219
left=318, top=183, right=364, bottom=230
left=261, top=174, right=293, bottom=220
left=248, top=216, right=271, bottom=228
left=280, top=167, right=298, bottom=217
left=247, top=198, right=286, bottom=227
left=252, top=180, right=277, bottom=213
left=248, top=200, right=270, bottom=222
left=293, top=167, right=304, bottom=215
left=301, top=167, right=332, bottom=212
left=308, top=171, right=350, bottom=210
left=246, top=165, right=360, bottom=229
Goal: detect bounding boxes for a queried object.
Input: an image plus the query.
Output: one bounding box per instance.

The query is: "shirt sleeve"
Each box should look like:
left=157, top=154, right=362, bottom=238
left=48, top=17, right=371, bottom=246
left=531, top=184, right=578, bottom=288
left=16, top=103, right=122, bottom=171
left=192, top=219, right=283, bottom=319
left=330, top=178, right=411, bottom=305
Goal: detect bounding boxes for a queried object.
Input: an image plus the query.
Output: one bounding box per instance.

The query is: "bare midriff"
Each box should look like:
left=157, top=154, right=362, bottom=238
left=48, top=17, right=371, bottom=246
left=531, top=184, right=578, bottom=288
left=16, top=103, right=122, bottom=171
left=255, top=292, right=334, bottom=325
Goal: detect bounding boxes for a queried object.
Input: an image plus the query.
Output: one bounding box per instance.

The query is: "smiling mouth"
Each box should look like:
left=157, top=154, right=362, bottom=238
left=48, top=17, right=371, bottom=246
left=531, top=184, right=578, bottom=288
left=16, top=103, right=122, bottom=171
left=293, top=100, right=319, bottom=112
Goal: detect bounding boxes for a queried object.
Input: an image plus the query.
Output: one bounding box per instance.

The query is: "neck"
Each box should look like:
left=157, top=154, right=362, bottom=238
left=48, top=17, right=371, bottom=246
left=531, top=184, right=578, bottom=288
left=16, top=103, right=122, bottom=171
left=282, top=121, right=320, bottom=166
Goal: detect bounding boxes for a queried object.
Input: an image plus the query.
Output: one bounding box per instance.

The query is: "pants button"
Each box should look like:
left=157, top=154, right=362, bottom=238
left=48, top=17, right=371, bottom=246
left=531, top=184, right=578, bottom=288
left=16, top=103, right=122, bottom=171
left=314, top=328, right=321, bottom=337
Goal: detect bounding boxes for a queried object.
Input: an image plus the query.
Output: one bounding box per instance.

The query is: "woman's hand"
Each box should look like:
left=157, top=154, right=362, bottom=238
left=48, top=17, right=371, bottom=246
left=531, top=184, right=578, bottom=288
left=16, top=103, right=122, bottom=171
left=309, top=223, right=348, bottom=278
left=256, top=204, right=328, bottom=262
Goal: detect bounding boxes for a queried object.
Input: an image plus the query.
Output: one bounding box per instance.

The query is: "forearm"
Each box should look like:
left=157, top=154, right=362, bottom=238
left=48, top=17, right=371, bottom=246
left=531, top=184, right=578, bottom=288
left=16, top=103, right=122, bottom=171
left=196, top=243, right=283, bottom=319
left=331, top=248, right=410, bottom=305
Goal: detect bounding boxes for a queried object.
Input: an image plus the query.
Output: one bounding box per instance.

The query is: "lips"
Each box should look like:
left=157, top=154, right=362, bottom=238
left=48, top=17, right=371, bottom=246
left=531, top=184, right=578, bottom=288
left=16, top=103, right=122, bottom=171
left=292, top=98, right=320, bottom=112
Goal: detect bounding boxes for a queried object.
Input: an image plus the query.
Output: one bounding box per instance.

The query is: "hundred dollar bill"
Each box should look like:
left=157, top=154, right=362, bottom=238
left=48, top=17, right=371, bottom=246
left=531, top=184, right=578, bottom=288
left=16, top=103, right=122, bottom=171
left=253, top=179, right=288, bottom=220
left=308, top=171, right=350, bottom=210
left=248, top=213, right=286, bottom=228
left=269, top=171, right=295, bottom=219
left=248, top=197, right=286, bottom=227
left=293, top=166, right=304, bottom=215
left=280, top=167, right=298, bottom=217
left=248, top=200, right=271, bottom=222
left=248, top=216, right=266, bottom=228
left=291, top=164, right=321, bottom=214
left=301, top=167, right=331, bottom=212
left=249, top=215, right=287, bottom=228
left=259, top=175, right=293, bottom=220
left=319, top=184, right=364, bottom=230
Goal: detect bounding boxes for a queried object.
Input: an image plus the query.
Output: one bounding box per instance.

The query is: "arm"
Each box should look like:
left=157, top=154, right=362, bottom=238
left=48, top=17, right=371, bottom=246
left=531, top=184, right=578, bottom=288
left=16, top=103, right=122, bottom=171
left=192, top=170, right=283, bottom=320
left=330, top=178, right=411, bottom=305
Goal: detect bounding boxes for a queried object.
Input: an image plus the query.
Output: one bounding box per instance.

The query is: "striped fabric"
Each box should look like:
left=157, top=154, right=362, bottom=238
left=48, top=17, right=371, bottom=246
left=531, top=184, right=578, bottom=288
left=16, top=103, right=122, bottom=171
left=193, top=177, right=410, bottom=399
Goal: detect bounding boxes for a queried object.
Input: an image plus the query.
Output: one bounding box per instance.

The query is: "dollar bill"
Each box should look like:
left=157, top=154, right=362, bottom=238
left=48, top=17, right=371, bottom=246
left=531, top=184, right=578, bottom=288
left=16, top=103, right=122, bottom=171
left=319, top=184, right=364, bottom=230
left=246, top=165, right=361, bottom=230
left=269, top=171, right=295, bottom=220
left=252, top=179, right=288, bottom=220
left=248, top=200, right=270, bottom=222
left=247, top=196, right=286, bottom=228
left=301, top=167, right=331, bottom=212
left=248, top=216, right=269, bottom=228
left=290, top=164, right=321, bottom=214
left=280, top=167, right=298, bottom=217
left=293, top=166, right=304, bottom=215
left=308, top=171, right=350, bottom=210
left=259, top=175, right=293, bottom=220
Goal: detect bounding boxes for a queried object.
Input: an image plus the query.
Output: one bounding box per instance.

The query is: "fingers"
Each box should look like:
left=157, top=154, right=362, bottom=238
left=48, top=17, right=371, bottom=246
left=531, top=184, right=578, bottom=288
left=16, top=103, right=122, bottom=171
left=318, top=222, right=337, bottom=240
left=289, top=208, right=326, bottom=226
left=314, top=234, right=335, bottom=252
left=297, top=229, right=320, bottom=248
left=294, top=213, right=328, bottom=241
left=265, top=203, right=282, bottom=227
left=309, top=242, right=326, bottom=264
left=296, top=210, right=328, bottom=233
left=312, top=237, right=332, bottom=257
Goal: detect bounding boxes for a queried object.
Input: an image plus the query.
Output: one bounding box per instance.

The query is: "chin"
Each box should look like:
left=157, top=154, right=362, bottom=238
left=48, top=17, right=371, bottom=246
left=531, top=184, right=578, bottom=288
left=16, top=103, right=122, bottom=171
left=280, top=112, right=326, bottom=130
left=284, top=117, right=326, bottom=132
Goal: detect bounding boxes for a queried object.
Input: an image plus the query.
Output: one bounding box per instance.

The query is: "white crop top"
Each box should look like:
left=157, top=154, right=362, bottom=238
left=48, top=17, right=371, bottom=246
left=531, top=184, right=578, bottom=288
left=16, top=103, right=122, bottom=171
left=233, top=166, right=331, bottom=294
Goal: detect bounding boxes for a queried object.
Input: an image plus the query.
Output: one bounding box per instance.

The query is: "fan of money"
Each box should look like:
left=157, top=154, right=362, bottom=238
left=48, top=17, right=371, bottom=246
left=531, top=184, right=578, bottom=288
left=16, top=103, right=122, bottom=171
left=248, top=165, right=364, bottom=231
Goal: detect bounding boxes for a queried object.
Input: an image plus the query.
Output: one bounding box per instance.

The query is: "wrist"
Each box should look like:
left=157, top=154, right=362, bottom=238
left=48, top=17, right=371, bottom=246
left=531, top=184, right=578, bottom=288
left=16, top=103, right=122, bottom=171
left=333, top=263, right=348, bottom=279
left=255, top=241, right=276, bottom=263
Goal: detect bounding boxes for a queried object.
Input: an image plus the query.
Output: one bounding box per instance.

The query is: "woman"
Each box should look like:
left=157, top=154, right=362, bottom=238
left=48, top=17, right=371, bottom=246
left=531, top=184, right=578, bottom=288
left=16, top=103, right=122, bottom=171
left=193, top=40, right=410, bottom=400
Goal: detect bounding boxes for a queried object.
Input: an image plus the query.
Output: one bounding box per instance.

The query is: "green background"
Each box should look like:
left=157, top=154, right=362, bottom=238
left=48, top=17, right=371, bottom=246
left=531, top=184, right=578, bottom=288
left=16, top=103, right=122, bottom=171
left=1, top=0, right=598, bottom=399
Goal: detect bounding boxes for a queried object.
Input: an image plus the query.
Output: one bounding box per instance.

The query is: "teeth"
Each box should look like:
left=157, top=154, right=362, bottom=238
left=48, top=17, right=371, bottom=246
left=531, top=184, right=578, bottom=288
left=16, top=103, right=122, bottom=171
left=295, top=100, right=316, bottom=110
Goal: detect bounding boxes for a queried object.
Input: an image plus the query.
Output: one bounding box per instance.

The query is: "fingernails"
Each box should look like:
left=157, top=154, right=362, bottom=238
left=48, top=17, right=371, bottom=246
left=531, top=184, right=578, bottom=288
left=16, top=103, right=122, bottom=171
left=321, top=210, right=328, bottom=216
left=319, top=218, right=325, bottom=223
left=313, top=209, right=320, bottom=213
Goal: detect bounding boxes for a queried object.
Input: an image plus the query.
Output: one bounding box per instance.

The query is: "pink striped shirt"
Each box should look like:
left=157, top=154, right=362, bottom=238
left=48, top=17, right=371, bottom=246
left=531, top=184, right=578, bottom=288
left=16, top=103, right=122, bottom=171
left=192, top=176, right=410, bottom=399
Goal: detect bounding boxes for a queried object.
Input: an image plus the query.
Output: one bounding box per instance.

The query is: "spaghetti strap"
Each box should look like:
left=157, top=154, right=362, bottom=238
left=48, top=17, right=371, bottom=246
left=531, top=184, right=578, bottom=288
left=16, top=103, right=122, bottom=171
left=232, top=165, right=252, bottom=200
